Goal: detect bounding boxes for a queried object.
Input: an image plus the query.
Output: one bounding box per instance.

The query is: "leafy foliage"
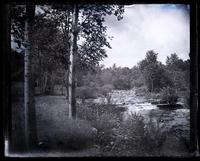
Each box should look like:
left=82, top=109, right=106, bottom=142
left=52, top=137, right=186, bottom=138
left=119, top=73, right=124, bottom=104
left=160, top=86, right=179, bottom=105
left=76, top=103, right=126, bottom=152
left=166, top=53, right=190, bottom=91
left=139, top=50, right=172, bottom=92
left=77, top=103, right=167, bottom=156
left=109, top=113, right=167, bottom=156
left=10, top=4, right=124, bottom=96
left=10, top=5, right=26, bottom=49
left=76, top=86, right=98, bottom=100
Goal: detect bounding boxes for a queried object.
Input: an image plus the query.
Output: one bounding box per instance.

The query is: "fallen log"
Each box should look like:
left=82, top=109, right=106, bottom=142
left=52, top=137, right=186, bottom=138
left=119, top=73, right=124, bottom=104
left=157, top=104, right=183, bottom=109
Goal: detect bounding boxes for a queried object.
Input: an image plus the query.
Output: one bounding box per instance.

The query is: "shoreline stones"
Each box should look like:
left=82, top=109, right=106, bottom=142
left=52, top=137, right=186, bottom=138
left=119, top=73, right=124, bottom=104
left=109, top=89, right=190, bottom=139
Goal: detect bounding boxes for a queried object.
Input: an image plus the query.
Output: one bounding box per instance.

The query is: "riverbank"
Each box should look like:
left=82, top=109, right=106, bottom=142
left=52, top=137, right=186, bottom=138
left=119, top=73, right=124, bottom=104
left=10, top=92, right=191, bottom=156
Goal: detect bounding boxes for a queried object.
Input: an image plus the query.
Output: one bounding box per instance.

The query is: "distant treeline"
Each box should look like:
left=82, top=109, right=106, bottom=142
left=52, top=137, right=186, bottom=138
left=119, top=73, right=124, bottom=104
left=77, top=50, right=189, bottom=92
left=11, top=49, right=189, bottom=100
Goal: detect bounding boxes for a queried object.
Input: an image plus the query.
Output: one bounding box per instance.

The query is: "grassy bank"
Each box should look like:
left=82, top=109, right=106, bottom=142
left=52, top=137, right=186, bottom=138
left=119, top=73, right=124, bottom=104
left=10, top=95, right=191, bottom=156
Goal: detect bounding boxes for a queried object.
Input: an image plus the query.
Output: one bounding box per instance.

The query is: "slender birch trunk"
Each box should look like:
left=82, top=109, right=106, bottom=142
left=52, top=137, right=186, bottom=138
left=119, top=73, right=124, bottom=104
left=24, top=5, right=38, bottom=150
left=68, top=5, right=79, bottom=119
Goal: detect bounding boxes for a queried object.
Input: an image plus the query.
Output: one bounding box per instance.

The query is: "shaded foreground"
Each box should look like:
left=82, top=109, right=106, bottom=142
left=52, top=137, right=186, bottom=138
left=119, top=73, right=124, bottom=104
left=10, top=95, right=192, bottom=157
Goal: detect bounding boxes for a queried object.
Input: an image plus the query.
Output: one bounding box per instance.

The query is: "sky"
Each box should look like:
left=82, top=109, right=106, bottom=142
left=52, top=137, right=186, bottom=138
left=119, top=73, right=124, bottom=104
left=11, top=4, right=190, bottom=68
left=100, top=4, right=190, bottom=68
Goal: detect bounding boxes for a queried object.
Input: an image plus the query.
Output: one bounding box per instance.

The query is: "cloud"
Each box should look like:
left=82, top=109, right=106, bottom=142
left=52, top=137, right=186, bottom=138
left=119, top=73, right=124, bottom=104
left=101, top=4, right=190, bottom=68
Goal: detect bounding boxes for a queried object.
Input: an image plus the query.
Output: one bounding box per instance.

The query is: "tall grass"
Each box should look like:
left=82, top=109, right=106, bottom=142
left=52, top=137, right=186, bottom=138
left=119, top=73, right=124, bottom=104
left=109, top=113, right=167, bottom=156
left=38, top=119, right=95, bottom=151
left=77, top=103, right=126, bottom=152
left=77, top=103, right=167, bottom=156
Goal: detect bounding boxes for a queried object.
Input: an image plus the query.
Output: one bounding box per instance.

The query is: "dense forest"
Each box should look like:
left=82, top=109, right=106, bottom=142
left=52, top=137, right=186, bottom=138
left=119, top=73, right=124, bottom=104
left=12, top=49, right=190, bottom=106
left=76, top=51, right=190, bottom=104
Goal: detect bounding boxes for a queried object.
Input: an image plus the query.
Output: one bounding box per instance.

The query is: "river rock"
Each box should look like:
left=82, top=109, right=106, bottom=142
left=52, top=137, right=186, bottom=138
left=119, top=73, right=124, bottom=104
left=109, top=89, right=190, bottom=139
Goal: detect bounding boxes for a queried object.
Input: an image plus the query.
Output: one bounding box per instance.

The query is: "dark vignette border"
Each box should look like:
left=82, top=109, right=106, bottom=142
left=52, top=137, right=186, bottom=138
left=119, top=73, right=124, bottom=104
left=0, top=0, right=199, bottom=160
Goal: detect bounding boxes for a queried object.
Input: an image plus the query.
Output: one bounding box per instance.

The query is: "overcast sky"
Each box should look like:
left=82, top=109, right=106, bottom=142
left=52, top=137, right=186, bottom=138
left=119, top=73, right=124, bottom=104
left=100, top=4, right=190, bottom=68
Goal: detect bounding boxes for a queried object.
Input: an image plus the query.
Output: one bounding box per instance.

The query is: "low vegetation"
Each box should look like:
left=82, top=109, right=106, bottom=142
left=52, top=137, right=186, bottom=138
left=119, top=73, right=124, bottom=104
left=110, top=113, right=167, bottom=156
left=159, top=86, right=179, bottom=105
left=39, top=119, right=95, bottom=151
left=11, top=96, right=190, bottom=156
left=77, top=103, right=168, bottom=156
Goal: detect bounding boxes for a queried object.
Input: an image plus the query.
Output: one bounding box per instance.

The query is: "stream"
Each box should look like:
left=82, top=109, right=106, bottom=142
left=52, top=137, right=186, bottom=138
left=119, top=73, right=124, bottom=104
left=93, top=89, right=190, bottom=138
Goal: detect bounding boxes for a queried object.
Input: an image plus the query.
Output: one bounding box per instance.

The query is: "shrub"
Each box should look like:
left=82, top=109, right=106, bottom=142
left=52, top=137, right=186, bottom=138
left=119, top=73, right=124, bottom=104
left=77, top=103, right=126, bottom=123
left=77, top=103, right=126, bottom=152
left=183, top=89, right=190, bottom=109
left=96, top=84, right=114, bottom=104
left=76, top=86, right=98, bottom=100
left=113, top=78, right=131, bottom=90
left=102, top=84, right=114, bottom=93
left=135, top=86, right=148, bottom=96
left=111, top=113, right=146, bottom=155
left=143, top=119, right=167, bottom=154
left=98, top=84, right=113, bottom=97
left=130, top=76, right=145, bottom=88
left=77, top=104, right=166, bottom=156
left=146, top=91, right=160, bottom=100
left=110, top=113, right=167, bottom=156
left=94, top=113, right=118, bottom=152
left=77, top=103, right=99, bottom=122
left=159, top=86, right=179, bottom=105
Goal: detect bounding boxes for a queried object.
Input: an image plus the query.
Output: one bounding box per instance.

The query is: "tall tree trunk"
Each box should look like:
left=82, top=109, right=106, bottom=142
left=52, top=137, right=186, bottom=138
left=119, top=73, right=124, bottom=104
left=68, top=4, right=79, bottom=119
left=24, top=5, right=38, bottom=150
